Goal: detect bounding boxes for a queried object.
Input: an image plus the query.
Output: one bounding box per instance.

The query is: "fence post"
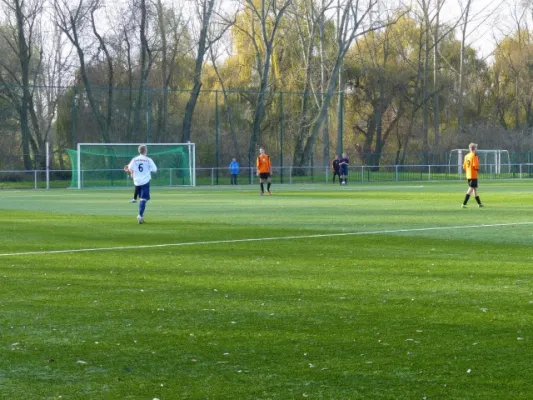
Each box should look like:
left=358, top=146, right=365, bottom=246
left=215, top=90, right=219, bottom=185
left=72, top=87, right=78, bottom=147
left=279, top=91, right=284, bottom=184
left=46, top=141, right=50, bottom=190
left=211, top=168, right=214, bottom=185
left=428, top=165, right=431, bottom=181
left=337, top=90, right=344, bottom=155
left=145, top=89, right=151, bottom=143
left=289, top=166, right=292, bottom=184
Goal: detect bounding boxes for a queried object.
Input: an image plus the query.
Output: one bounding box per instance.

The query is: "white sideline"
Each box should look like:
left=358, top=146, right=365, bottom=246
left=1, top=221, right=532, bottom=257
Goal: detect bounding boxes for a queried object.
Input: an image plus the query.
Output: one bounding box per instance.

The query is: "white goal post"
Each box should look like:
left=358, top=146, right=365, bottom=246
left=448, top=149, right=511, bottom=175
left=73, top=142, right=196, bottom=189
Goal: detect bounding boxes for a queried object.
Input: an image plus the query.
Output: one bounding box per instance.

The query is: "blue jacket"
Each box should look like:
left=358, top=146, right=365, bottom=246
left=229, top=161, right=240, bottom=174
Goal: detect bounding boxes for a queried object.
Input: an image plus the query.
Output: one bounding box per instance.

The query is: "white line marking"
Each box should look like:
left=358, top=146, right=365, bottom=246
left=1, top=221, right=532, bottom=257
left=0, top=193, right=92, bottom=199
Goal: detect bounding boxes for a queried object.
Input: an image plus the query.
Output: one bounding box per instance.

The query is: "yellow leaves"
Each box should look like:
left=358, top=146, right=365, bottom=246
left=495, top=30, right=533, bottom=74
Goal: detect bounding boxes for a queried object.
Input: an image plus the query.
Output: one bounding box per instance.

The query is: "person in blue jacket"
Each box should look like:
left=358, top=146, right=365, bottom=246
left=229, top=158, right=240, bottom=185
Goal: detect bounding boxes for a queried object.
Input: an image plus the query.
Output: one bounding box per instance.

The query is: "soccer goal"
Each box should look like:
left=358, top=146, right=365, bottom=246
left=448, top=149, right=511, bottom=176
left=67, top=143, right=195, bottom=189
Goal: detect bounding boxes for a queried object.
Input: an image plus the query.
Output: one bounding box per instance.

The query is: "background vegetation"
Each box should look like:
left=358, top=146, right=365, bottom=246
left=2, top=0, right=533, bottom=172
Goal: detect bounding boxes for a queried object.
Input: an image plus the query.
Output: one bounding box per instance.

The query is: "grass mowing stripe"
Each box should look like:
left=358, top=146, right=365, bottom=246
left=2, top=183, right=533, bottom=399
left=2, top=220, right=532, bottom=257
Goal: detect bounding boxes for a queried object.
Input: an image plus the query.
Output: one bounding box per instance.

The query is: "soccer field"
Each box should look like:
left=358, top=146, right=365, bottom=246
left=1, top=182, right=532, bottom=399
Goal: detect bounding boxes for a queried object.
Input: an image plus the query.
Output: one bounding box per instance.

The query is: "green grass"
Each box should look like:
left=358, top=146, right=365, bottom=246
left=1, top=181, right=532, bottom=399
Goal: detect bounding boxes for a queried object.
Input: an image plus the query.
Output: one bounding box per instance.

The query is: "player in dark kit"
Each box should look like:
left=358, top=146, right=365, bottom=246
left=339, top=153, right=349, bottom=185
left=332, top=155, right=341, bottom=183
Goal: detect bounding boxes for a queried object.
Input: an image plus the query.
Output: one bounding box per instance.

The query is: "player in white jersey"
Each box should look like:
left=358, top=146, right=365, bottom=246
left=126, top=145, right=157, bottom=224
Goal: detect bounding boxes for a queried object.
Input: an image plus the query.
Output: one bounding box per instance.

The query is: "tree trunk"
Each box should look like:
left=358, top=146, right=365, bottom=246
left=55, top=1, right=110, bottom=143
left=91, top=8, right=114, bottom=139
left=15, top=0, right=33, bottom=169
left=422, top=4, right=430, bottom=157
left=181, top=0, right=215, bottom=143
left=210, top=47, right=240, bottom=161
left=433, top=0, right=441, bottom=148
left=156, top=0, right=168, bottom=138
left=372, top=40, right=389, bottom=168
left=320, top=0, right=329, bottom=167
left=134, top=0, right=150, bottom=140
left=248, top=55, right=271, bottom=167
left=458, top=0, right=472, bottom=135
left=292, top=12, right=317, bottom=168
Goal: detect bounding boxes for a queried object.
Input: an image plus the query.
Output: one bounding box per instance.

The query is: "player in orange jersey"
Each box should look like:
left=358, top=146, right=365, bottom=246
left=256, top=147, right=272, bottom=195
left=461, top=143, right=483, bottom=208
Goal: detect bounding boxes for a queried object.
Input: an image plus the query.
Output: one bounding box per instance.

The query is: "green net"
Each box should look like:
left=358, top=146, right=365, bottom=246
left=67, top=143, right=194, bottom=189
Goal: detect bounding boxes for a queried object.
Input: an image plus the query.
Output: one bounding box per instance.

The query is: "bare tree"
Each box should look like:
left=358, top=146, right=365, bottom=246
left=457, top=0, right=473, bottom=135
left=418, top=0, right=431, bottom=154
left=433, top=0, right=443, bottom=147
left=298, top=0, right=401, bottom=168
left=414, top=0, right=464, bottom=152
left=319, top=0, right=332, bottom=166
left=209, top=42, right=241, bottom=161
left=291, top=0, right=333, bottom=168
left=133, top=0, right=156, bottom=139
left=153, top=0, right=187, bottom=139
left=37, top=21, right=73, bottom=165
left=53, top=0, right=112, bottom=142
left=0, top=0, right=45, bottom=169
left=233, top=0, right=292, bottom=167
left=110, top=3, right=136, bottom=139
left=181, top=0, right=233, bottom=143
left=90, top=0, right=114, bottom=140
left=181, top=0, right=215, bottom=143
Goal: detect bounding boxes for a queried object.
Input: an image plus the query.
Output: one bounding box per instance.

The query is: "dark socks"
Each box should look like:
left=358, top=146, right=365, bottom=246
left=463, top=194, right=470, bottom=205
left=260, top=183, right=264, bottom=193
left=139, top=200, right=146, bottom=216
left=475, top=196, right=482, bottom=205
left=267, top=183, right=271, bottom=191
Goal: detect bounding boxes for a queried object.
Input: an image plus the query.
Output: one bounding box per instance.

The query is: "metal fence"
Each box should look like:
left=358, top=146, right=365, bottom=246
left=0, top=86, right=346, bottom=171
left=2, top=163, right=533, bottom=190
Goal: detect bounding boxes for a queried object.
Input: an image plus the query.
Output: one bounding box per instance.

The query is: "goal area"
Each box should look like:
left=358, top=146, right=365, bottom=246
left=448, top=149, right=511, bottom=175
left=67, top=143, right=195, bottom=189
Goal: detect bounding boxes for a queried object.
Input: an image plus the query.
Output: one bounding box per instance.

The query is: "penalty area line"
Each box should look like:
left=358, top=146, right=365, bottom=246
left=1, top=221, right=532, bottom=257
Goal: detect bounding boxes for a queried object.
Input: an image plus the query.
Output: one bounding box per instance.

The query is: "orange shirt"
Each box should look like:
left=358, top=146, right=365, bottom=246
left=463, top=152, right=479, bottom=179
left=256, top=153, right=272, bottom=173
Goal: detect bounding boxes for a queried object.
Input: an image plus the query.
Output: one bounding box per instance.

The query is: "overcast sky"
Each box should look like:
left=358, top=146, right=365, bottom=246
left=439, top=0, right=513, bottom=61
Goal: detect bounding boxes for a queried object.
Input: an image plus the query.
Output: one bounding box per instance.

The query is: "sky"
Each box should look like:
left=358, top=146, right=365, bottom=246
left=438, top=0, right=514, bottom=61
left=2, top=0, right=518, bottom=71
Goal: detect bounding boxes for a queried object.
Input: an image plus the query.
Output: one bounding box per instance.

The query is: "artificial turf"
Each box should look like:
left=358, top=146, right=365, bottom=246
left=1, top=182, right=532, bottom=399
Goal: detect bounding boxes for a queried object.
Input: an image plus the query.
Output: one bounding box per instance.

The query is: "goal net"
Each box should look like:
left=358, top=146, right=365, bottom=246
left=67, top=143, right=195, bottom=189
left=448, top=149, right=511, bottom=175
